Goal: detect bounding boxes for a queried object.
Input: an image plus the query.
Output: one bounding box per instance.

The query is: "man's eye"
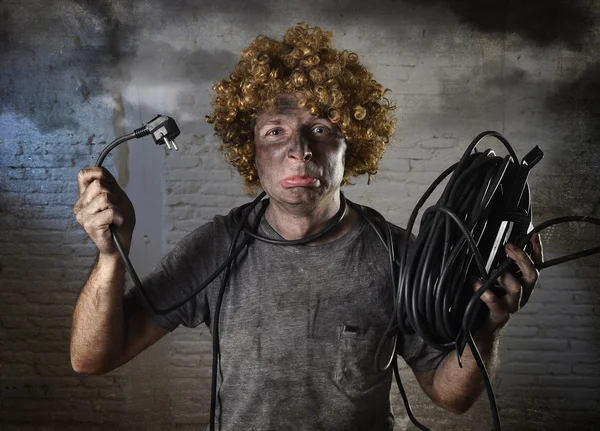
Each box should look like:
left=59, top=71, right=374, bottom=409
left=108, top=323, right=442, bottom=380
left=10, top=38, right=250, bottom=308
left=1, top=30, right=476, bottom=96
left=267, top=129, right=283, bottom=136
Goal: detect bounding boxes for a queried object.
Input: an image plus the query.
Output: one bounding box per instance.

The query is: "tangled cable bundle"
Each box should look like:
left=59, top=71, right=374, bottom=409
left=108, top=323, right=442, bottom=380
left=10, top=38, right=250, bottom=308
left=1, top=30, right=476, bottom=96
left=95, top=124, right=600, bottom=431
left=398, top=135, right=523, bottom=354
left=378, top=131, right=600, bottom=431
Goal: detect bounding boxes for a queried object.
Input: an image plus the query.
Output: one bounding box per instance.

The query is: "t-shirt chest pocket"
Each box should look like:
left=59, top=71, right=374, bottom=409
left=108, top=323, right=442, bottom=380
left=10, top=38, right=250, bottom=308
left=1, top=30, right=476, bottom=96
left=333, top=324, right=389, bottom=398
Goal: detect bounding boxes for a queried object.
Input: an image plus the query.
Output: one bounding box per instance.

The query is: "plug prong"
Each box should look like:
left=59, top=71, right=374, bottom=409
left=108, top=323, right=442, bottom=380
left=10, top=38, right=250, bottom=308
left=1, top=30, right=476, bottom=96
left=171, top=140, right=179, bottom=151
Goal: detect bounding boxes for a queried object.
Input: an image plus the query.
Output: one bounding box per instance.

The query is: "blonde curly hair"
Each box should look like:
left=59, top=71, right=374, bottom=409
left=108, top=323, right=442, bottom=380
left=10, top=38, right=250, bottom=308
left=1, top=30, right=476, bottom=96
left=206, top=23, right=396, bottom=192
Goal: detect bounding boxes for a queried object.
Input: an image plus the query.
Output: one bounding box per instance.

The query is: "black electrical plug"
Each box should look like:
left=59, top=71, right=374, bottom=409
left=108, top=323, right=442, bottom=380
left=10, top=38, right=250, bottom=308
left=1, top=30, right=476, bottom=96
left=93, top=113, right=183, bottom=317
left=134, top=114, right=181, bottom=150
left=96, top=114, right=181, bottom=166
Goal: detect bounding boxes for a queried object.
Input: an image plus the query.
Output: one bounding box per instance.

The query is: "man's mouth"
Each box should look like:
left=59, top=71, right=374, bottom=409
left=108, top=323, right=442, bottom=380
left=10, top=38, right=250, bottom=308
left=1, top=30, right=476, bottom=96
left=281, top=176, right=320, bottom=188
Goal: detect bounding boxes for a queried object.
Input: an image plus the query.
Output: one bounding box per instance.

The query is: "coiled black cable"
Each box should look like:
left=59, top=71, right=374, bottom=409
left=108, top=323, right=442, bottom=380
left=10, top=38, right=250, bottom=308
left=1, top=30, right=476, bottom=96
left=378, top=131, right=600, bottom=431
left=95, top=129, right=600, bottom=431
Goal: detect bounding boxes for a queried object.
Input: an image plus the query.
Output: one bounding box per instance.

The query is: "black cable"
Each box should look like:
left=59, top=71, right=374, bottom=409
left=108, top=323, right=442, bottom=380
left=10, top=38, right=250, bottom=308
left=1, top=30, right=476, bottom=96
left=207, top=192, right=353, bottom=430
left=467, top=330, right=500, bottom=431
left=238, top=195, right=348, bottom=245
left=392, top=356, right=431, bottom=431
left=96, top=132, right=261, bottom=316
left=210, top=193, right=267, bottom=430
left=94, top=127, right=351, bottom=430
left=95, top=127, right=600, bottom=431
left=378, top=131, right=600, bottom=431
left=95, top=132, right=137, bottom=167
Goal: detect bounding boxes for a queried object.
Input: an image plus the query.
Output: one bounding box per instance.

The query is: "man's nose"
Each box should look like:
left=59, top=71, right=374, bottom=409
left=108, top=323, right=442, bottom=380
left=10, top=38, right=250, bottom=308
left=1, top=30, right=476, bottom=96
left=287, top=131, right=313, bottom=162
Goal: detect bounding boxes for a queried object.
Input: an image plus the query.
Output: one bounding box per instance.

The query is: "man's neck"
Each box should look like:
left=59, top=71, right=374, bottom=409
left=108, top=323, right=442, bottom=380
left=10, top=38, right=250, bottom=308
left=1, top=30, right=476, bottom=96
left=264, top=192, right=357, bottom=245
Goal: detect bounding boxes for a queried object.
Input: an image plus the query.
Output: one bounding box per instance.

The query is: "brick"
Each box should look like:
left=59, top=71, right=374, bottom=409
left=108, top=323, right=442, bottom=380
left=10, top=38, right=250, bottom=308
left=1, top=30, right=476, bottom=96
left=570, top=340, right=600, bottom=352
left=512, top=314, right=596, bottom=328
left=198, top=207, right=227, bottom=220
left=503, top=326, right=538, bottom=338
left=542, top=304, right=597, bottom=315
left=4, top=192, right=75, bottom=206
left=169, top=353, right=201, bottom=368
left=168, top=181, right=202, bottom=195
left=168, top=155, right=202, bottom=169
left=378, top=158, right=411, bottom=172
left=26, top=218, right=77, bottom=230
left=538, top=375, right=600, bottom=388
left=420, top=137, right=458, bottom=149
left=500, top=362, right=548, bottom=375
left=172, top=341, right=202, bottom=355
left=0, top=315, right=29, bottom=328
left=5, top=230, right=63, bottom=244
left=497, top=374, right=538, bottom=389
left=68, top=244, right=99, bottom=257
left=548, top=363, right=572, bottom=375
left=28, top=316, right=72, bottom=328
left=409, top=158, right=459, bottom=172
left=513, top=302, right=543, bottom=314
left=23, top=292, right=77, bottom=305
left=397, top=147, right=434, bottom=160
left=6, top=167, right=50, bottom=180
left=0, top=293, right=28, bottom=305
left=502, top=350, right=598, bottom=365
left=167, top=168, right=233, bottom=181
left=572, top=293, right=600, bottom=304
left=37, top=328, right=71, bottom=342
left=0, top=364, right=36, bottom=376
left=349, top=181, right=408, bottom=197
left=28, top=340, right=69, bottom=353
left=200, top=182, right=247, bottom=197
left=505, top=338, right=569, bottom=352
left=572, top=364, right=600, bottom=375
left=539, top=277, right=599, bottom=291
left=539, top=327, right=596, bottom=340
left=27, top=268, right=65, bottom=282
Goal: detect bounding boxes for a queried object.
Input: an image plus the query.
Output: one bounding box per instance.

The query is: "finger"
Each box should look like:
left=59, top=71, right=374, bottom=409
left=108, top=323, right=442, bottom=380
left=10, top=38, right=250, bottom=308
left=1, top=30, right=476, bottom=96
left=531, top=232, right=544, bottom=267
left=505, top=242, right=538, bottom=288
left=497, top=272, right=522, bottom=312
left=473, top=280, right=510, bottom=326
left=75, top=178, right=120, bottom=213
left=81, top=204, right=125, bottom=231
left=77, top=194, right=124, bottom=227
left=84, top=209, right=124, bottom=239
left=77, top=167, right=117, bottom=195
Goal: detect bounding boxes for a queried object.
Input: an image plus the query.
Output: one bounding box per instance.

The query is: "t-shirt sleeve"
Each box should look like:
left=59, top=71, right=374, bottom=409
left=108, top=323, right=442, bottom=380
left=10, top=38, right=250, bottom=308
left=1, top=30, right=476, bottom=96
left=124, top=222, right=217, bottom=332
left=399, top=331, right=449, bottom=372
left=391, top=225, right=450, bottom=372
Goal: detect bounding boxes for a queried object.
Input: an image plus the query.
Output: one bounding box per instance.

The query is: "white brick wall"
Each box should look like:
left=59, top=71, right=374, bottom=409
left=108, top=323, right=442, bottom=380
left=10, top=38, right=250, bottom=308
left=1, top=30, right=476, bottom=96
left=1, top=1, right=599, bottom=430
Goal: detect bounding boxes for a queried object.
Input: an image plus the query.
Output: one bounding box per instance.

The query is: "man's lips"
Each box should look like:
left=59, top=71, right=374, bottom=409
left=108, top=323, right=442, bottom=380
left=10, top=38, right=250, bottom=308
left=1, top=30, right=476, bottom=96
left=281, top=176, right=320, bottom=187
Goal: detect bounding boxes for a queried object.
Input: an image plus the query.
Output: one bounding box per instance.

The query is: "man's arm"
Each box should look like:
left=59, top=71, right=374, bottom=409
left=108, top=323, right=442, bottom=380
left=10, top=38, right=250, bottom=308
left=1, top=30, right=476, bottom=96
left=413, top=326, right=501, bottom=414
left=412, top=233, right=543, bottom=413
left=70, top=253, right=168, bottom=374
left=71, top=167, right=169, bottom=374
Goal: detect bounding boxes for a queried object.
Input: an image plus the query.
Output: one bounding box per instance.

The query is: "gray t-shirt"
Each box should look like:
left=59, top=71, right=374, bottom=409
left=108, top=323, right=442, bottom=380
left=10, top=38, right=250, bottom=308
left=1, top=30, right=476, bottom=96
left=128, top=199, right=447, bottom=430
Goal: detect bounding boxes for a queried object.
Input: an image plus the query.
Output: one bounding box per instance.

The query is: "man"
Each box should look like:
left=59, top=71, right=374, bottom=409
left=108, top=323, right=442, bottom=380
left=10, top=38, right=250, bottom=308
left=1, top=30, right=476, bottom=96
left=71, top=24, right=543, bottom=430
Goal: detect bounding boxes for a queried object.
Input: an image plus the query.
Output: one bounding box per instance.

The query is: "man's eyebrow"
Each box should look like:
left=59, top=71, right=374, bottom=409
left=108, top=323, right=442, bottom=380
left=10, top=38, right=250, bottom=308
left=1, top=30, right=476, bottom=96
left=261, top=119, right=284, bottom=126
left=257, top=115, right=332, bottom=129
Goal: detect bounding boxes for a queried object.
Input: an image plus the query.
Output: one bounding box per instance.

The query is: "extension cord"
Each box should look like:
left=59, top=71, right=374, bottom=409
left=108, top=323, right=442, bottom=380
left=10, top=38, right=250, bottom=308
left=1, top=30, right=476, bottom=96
left=92, top=122, right=600, bottom=431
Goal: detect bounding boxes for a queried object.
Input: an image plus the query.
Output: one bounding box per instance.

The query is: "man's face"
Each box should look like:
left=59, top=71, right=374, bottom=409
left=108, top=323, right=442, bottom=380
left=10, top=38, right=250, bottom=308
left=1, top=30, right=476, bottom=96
left=253, top=94, right=347, bottom=208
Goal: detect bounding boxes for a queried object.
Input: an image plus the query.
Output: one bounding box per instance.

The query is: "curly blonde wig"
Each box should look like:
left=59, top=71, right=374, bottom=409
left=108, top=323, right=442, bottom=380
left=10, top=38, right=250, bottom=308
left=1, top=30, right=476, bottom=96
left=206, top=23, right=397, bottom=191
